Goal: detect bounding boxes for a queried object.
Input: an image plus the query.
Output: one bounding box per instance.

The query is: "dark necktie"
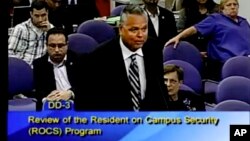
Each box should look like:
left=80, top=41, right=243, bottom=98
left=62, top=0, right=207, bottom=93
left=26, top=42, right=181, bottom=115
left=128, top=54, right=141, bottom=111
left=70, top=0, right=75, bottom=5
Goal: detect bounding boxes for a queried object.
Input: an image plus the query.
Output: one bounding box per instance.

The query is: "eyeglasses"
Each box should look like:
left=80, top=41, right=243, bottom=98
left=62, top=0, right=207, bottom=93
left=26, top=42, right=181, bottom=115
left=164, top=79, right=178, bottom=85
left=48, top=43, right=66, bottom=49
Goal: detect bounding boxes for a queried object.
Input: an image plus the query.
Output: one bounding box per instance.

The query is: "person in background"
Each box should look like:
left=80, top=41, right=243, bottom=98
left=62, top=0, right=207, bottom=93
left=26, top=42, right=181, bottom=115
left=60, top=0, right=100, bottom=35
left=142, top=0, right=177, bottom=48
left=177, top=0, right=219, bottom=52
left=33, top=27, right=78, bottom=111
left=75, top=4, right=168, bottom=111
left=164, top=64, right=205, bottom=111
left=178, top=0, right=219, bottom=31
left=165, top=0, right=250, bottom=81
left=8, top=0, right=53, bottom=67
left=45, top=0, right=65, bottom=28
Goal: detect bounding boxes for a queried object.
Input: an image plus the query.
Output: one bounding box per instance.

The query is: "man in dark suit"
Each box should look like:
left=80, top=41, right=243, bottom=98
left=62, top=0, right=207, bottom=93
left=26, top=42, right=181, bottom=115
left=75, top=4, right=168, bottom=111
left=33, top=27, right=77, bottom=110
left=46, top=0, right=65, bottom=28
left=61, top=0, right=100, bottom=35
left=142, top=0, right=177, bottom=48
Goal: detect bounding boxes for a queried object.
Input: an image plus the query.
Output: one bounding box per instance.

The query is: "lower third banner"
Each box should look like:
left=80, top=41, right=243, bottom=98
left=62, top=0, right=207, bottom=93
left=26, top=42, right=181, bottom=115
left=8, top=112, right=250, bottom=141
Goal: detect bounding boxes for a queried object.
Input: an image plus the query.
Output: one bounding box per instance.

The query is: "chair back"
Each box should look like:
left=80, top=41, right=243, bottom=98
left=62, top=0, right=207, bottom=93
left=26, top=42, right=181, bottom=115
left=68, top=33, right=98, bottom=54
left=221, top=56, right=250, bottom=79
left=216, top=76, right=250, bottom=104
left=8, top=57, right=35, bottom=111
left=110, top=5, right=126, bottom=16
left=164, top=60, right=203, bottom=94
left=163, top=41, right=203, bottom=73
left=8, top=57, right=33, bottom=96
left=180, top=84, right=196, bottom=93
left=213, top=100, right=250, bottom=111
left=77, top=20, right=116, bottom=44
left=8, top=98, right=36, bottom=111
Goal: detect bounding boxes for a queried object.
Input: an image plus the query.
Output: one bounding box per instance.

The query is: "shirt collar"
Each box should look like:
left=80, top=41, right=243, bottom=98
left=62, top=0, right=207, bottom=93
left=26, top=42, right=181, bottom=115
left=144, top=6, right=160, bottom=17
left=48, top=55, right=67, bottom=68
left=119, top=37, right=143, bottom=60
left=221, top=13, right=244, bottom=23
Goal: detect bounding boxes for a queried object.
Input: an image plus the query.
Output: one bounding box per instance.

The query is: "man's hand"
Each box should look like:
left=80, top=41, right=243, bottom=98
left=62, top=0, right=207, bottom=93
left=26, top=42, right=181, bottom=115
left=46, top=89, right=73, bottom=101
left=200, top=52, right=207, bottom=58
left=57, top=90, right=72, bottom=101
left=46, top=90, right=60, bottom=101
left=40, top=21, right=50, bottom=32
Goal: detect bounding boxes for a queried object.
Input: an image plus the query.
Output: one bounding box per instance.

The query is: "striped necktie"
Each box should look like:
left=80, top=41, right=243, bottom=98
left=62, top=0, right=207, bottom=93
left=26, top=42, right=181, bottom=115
left=128, top=54, right=141, bottom=111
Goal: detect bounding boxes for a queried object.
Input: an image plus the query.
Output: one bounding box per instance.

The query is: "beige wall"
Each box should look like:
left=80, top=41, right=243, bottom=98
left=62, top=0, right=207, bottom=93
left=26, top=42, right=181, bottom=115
left=165, top=0, right=174, bottom=10
left=165, top=0, right=183, bottom=11
left=238, top=0, right=250, bottom=23
left=130, top=0, right=143, bottom=4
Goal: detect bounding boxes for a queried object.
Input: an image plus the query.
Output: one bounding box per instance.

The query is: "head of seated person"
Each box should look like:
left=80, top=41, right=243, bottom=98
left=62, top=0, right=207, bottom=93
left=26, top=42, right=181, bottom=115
left=46, top=27, right=68, bottom=65
left=164, top=64, right=184, bottom=102
left=30, top=0, right=51, bottom=31
left=218, top=0, right=239, bottom=20
left=164, top=64, right=205, bottom=111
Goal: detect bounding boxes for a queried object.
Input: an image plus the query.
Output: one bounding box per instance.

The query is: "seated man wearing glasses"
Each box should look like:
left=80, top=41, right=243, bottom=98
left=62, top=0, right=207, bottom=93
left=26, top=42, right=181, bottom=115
left=33, top=27, right=78, bottom=111
left=164, top=64, right=205, bottom=111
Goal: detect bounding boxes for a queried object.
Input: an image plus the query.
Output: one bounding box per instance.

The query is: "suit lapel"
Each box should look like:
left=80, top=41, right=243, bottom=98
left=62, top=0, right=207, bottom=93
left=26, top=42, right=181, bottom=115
left=110, top=39, right=130, bottom=87
left=147, top=14, right=158, bottom=38
left=44, top=55, right=57, bottom=90
left=141, top=40, right=161, bottom=109
left=109, top=39, right=133, bottom=107
left=65, top=52, right=75, bottom=85
left=147, top=7, right=168, bottom=39
left=158, top=7, right=165, bottom=38
left=142, top=44, right=152, bottom=92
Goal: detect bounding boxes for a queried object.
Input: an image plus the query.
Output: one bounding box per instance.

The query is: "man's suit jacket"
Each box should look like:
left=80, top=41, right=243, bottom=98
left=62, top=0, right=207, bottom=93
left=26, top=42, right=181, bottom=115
left=147, top=6, right=177, bottom=48
left=61, top=0, right=100, bottom=35
left=75, top=37, right=168, bottom=111
left=33, top=50, right=78, bottom=110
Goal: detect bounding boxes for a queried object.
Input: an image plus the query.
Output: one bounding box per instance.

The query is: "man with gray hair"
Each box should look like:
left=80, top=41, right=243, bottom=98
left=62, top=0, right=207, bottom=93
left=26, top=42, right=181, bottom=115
left=75, top=4, right=168, bottom=111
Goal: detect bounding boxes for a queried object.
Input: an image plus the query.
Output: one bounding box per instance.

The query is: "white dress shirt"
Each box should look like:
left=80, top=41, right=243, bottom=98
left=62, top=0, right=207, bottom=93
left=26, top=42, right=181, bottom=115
left=68, top=0, right=77, bottom=5
left=48, top=55, right=72, bottom=91
left=120, top=38, right=146, bottom=99
left=42, top=56, right=73, bottom=103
